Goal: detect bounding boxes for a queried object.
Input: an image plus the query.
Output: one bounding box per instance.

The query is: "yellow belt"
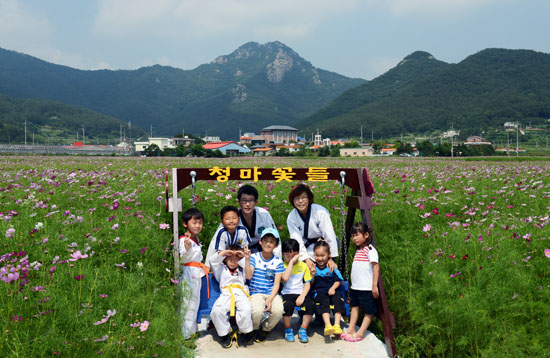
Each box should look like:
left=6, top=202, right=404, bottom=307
left=223, top=284, right=251, bottom=317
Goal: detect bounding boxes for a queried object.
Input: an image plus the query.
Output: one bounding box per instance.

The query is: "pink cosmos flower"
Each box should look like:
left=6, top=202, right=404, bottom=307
left=130, top=322, right=141, bottom=328
left=422, top=224, right=431, bottom=232
left=5, top=228, right=15, bottom=238
left=544, top=249, right=550, bottom=258
left=69, top=250, right=88, bottom=262
left=139, top=320, right=150, bottom=332
left=159, top=223, right=170, bottom=230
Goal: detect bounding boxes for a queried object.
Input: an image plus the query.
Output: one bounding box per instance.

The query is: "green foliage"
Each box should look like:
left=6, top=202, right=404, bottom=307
left=0, top=44, right=364, bottom=139
left=144, top=144, right=161, bottom=157
left=0, top=94, right=146, bottom=144
left=300, top=49, right=550, bottom=140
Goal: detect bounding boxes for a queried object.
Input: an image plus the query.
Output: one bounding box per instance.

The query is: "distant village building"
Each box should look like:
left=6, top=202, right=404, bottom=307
left=504, top=122, right=518, bottom=130
left=202, top=141, right=251, bottom=155
left=464, top=136, right=492, bottom=146
left=134, top=137, right=175, bottom=152
left=202, top=135, right=221, bottom=143
left=252, top=147, right=275, bottom=156
left=240, top=134, right=266, bottom=146
left=172, top=136, right=195, bottom=147
left=380, top=148, right=397, bottom=156
left=260, top=125, right=298, bottom=144
left=442, top=129, right=460, bottom=138
left=340, top=147, right=375, bottom=157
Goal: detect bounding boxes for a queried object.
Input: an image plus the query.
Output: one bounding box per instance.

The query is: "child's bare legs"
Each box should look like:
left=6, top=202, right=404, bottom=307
left=333, top=312, right=342, bottom=327
left=321, top=312, right=332, bottom=327
left=355, top=313, right=373, bottom=338
left=283, top=315, right=292, bottom=328
left=346, top=306, right=360, bottom=336
left=301, top=314, right=312, bottom=328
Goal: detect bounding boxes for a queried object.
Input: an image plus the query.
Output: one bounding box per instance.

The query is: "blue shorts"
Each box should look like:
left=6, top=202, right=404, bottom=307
left=350, top=289, right=378, bottom=315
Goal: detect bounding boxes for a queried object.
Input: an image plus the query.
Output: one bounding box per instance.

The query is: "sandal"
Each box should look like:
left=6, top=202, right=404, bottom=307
left=343, top=334, right=363, bottom=342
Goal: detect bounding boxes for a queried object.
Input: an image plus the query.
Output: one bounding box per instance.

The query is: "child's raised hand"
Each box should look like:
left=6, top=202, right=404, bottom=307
left=243, top=246, right=251, bottom=259
left=219, top=250, right=233, bottom=257
left=306, top=259, right=316, bottom=275
left=290, top=255, right=300, bottom=265
left=235, top=250, right=244, bottom=259
left=183, top=238, right=192, bottom=251
left=327, top=258, right=337, bottom=272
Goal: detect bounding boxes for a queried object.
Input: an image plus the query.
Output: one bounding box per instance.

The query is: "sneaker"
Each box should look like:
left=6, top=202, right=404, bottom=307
left=298, top=327, right=309, bottom=343
left=246, top=331, right=256, bottom=345
left=255, top=329, right=268, bottom=343
left=324, top=324, right=334, bottom=336
left=284, top=328, right=294, bottom=342
left=220, top=332, right=233, bottom=349
left=238, top=332, right=252, bottom=347
left=333, top=324, right=343, bottom=335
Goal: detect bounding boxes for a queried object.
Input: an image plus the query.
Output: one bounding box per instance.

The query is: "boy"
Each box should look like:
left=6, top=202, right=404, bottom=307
left=206, top=205, right=251, bottom=267
left=209, top=245, right=253, bottom=348
left=235, top=185, right=281, bottom=257
left=179, top=208, right=205, bottom=339
left=245, top=228, right=285, bottom=343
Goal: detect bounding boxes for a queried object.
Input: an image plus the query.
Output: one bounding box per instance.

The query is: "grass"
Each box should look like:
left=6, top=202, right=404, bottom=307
left=1, top=156, right=549, bottom=357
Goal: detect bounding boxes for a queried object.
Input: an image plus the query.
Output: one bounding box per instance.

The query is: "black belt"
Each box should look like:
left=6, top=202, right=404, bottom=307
left=304, top=238, right=322, bottom=248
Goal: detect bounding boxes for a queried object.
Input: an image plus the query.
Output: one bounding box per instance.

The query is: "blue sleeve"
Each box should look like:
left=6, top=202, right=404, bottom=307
left=250, top=255, right=257, bottom=268
left=334, top=268, right=344, bottom=282
left=214, top=229, right=226, bottom=251
left=275, top=261, right=285, bottom=274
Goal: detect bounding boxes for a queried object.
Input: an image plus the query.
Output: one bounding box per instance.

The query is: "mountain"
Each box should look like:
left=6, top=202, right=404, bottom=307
left=0, top=94, right=146, bottom=144
left=299, top=49, right=550, bottom=138
left=0, top=42, right=365, bottom=138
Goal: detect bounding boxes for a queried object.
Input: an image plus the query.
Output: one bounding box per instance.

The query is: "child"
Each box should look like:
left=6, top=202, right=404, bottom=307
left=281, top=239, right=314, bottom=343
left=179, top=208, right=206, bottom=339
left=245, top=228, right=285, bottom=343
left=343, top=222, right=379, bottom=342
left=206, top=205, right=251, bottom=267
left=311, top=240, right=345, bottom=336
left=209, top=245, right=254, bottom=348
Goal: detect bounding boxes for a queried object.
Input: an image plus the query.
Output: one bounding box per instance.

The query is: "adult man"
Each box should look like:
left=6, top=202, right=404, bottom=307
left=235, top=184, right=281, bottom=257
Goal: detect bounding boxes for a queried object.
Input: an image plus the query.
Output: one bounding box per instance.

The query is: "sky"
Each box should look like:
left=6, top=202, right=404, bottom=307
left=0, top=0, right=549, bottom=80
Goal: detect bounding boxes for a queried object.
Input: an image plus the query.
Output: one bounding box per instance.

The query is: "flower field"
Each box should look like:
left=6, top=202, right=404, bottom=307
left=1, top=156, right=549, bottom=357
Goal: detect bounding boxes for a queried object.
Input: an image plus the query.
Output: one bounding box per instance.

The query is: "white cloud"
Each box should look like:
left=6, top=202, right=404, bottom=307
left=93, top=0, right=361, bottom=39
left=0, top=0, right=52, bottom=49
left=384, top=0, right=508, bottom=16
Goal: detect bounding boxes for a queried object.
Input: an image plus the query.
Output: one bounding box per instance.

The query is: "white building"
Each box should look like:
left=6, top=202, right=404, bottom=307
left=340, top=147, right=375, bottom=157
left=134, top=137, right=176, bottom=152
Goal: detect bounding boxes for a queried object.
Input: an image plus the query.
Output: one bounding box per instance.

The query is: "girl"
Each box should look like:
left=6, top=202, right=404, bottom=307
left=281, top=239, right=314, bottom=343
left=343, top=222, right=379, bottom=342
left=311, top=240, right=345, bottom=336
left=179, top=208, right=206, bottom=339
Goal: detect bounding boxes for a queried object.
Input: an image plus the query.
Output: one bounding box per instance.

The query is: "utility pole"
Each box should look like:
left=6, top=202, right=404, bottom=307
left=82, top=126, right=85, bottom=145
left=507, top=132, right=510, bottom=156
left=150, top=125, right=153, bottom=138
left=360, top=125, right=363, bottom=145
left=24, top=120, right=27, bottom=145
left=516, top=122, right=519, bottom=158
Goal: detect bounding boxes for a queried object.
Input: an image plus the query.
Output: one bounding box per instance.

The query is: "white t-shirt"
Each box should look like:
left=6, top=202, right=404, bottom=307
left=350, top=245, right=379, bottom=291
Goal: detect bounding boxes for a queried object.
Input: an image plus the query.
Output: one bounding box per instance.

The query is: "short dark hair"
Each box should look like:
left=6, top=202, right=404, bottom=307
left=220, top=205, right=239, bottom=220
left=260, top=234, right=279, bottom=245
left=182, top=208, right=204, bottom=226
left=313, top=239, right=330, bottom=255
left=350, top=222, right=373, bottom=247
left=226, top=244, right=242, bottom=251
left=288, top=184, right=314, bottom=207
left=237, top=184, right=258, bottom=201
left=282, top=239, right=300, bottom=253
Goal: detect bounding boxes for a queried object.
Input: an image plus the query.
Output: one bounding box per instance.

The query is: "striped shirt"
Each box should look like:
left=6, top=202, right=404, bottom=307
left=351, top=245, right=379, bottom=291
left=249, top=252, right=285, bottom=295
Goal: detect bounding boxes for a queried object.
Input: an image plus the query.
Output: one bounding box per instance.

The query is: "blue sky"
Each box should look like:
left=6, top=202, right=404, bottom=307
left=1, top=0, right=549, bottom=80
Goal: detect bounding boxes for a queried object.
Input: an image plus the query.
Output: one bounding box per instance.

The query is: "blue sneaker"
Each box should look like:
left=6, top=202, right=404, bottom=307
left=298, top=327, right=308, bottom=343
left=284, top=328, right=295, bottom=342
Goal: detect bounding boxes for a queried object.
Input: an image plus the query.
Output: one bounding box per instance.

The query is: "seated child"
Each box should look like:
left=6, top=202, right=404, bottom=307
left=245, top=228, right=285, bottom=343
left=179, top=208, right=206, bottom=339
left=205, top=205, right=251, bottom=267
left=209, top=245, right=254, bottom=348
left=343, top=222, right=380, bottom=342
left=311, top=240, right=345, bottom=336
left=281, top=239, right=314, bottom=343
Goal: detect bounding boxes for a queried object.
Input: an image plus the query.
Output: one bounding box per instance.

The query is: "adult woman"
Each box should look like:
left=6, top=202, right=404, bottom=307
left=286, top=184, right=339, bottom=274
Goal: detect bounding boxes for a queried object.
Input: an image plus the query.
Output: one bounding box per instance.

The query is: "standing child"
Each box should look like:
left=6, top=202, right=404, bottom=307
left=281, top=239, right=314, bottom=343
left=245, top=228, right=285, bottom=343
left=311, top=240, right=345, bottom=336
left=343, top=222, right=379, bottom=342
left=209, top=245, right=254, bottom=348
left=205, top=205, right=251, bottom=267
left=179, top=208, right=206, bottom=339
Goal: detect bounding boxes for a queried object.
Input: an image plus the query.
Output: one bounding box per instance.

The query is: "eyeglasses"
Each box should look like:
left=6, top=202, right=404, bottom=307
left=239, top=199, right=256, bottom=204
left=293, top=195, right=309, bottom=202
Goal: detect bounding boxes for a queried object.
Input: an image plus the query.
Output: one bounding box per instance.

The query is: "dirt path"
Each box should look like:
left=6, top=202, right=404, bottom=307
left=195, top=315, right=389, bottom=358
